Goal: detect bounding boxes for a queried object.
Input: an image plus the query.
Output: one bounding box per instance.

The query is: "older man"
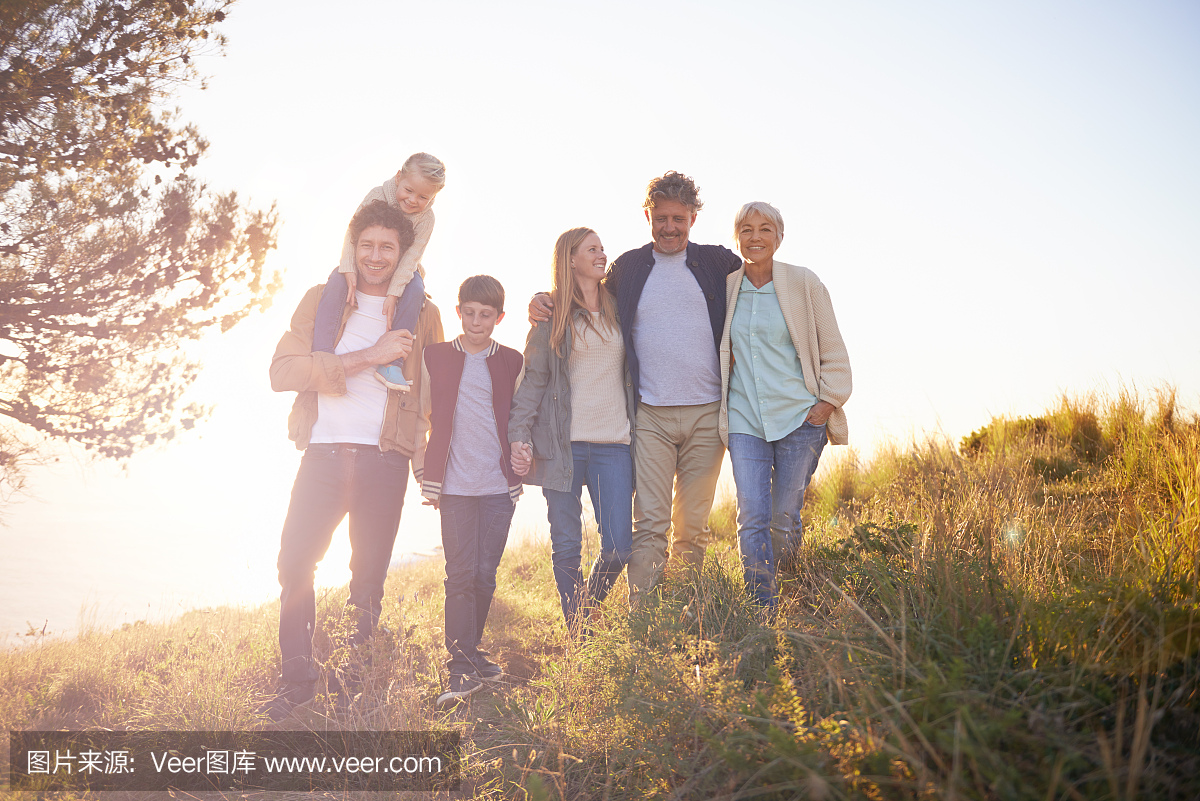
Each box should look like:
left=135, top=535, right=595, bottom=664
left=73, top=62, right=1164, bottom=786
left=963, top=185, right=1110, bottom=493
left=532, top=171, right=740, bottom=601
left=264, top=199, right=444, bottom=721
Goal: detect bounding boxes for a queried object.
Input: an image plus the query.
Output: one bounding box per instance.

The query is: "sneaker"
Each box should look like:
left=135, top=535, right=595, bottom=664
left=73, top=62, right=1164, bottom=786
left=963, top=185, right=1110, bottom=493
left=257, top=681, right=316, bottom=723
left=374, top=365, right=410, bottom=391
left=436, top=674, right=483, bottom=707
left=469, top=656, right=504, bottom=683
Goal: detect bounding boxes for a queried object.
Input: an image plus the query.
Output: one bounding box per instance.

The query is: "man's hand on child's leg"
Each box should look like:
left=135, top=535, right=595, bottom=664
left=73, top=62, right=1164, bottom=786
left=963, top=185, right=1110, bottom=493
left=345, top=272, right=359, bottom=307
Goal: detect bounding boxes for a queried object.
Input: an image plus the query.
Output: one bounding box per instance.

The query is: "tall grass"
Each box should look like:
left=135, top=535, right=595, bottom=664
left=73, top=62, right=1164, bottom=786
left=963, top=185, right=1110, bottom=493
left=2, top=390, right=1196, bottom=799
left=486, top=389, right=1199, bottom=799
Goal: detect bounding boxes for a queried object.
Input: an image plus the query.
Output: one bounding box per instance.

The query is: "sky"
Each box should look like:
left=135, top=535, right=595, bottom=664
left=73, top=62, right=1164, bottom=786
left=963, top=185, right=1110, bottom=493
left=2, top=0, right=1198, bottom=640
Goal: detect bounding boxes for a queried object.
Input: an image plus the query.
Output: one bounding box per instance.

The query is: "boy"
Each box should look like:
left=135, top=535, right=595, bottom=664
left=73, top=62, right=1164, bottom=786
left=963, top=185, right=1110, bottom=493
left=414, top=275, right=524, bottom=706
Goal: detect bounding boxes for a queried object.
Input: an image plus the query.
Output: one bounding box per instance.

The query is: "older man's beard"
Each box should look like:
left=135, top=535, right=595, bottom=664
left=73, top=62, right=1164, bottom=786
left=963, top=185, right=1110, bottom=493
left=653, top=232, right=688, bottom=254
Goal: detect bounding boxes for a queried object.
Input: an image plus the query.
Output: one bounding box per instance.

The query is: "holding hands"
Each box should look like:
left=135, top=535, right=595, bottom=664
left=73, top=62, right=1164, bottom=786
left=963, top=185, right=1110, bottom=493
left=510, top=441, right=533, bottom=476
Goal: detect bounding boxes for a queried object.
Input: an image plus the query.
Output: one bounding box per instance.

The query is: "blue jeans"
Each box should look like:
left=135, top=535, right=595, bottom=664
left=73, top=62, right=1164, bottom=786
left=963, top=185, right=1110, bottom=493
left=728, top=421, right=827, bottom=611
left=313, top=270, right=426, bottom=369
left=543, top=442, right=634, bottom=627
left=439, top=494, right=514, bottom=675
left=276, top=444, right=409, bottom=682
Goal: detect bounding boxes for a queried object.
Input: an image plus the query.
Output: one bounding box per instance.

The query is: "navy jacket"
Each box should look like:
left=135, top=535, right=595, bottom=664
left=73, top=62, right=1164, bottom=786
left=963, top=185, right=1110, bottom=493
left=605, top=241, right=741, bottom=402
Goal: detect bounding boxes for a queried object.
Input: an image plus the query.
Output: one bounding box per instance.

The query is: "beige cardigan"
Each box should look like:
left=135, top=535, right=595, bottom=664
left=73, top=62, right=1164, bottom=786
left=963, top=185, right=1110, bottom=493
left=718, top=261, right=852, bottom=446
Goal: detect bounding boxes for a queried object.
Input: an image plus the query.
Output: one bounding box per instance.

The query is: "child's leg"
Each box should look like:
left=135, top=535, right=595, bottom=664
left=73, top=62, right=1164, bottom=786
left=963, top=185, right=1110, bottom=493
left=389, top=271, right=425, bottom=339
left=472, top=493, right=515, bottom=647
left=439, top=494, right=481, bottom=676
left=312, top=269, right=348, bottom=354
left=374, top=272, right=425, bottom=389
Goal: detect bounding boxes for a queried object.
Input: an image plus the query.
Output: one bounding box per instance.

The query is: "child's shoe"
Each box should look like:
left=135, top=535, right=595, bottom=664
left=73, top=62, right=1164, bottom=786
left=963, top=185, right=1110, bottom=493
left=436, top=674, right=483, bottom=708
left=374, top=364, right=410, bottom=391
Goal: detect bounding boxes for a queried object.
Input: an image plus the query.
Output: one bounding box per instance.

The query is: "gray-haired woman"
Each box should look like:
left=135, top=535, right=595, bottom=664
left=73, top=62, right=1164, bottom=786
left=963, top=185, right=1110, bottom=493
left=718, top=201, right=852, bottom=613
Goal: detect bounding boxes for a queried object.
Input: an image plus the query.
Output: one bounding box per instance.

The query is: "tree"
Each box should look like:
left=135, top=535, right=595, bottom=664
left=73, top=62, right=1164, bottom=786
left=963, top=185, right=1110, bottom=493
left=0, top=0, right=280, bottom=497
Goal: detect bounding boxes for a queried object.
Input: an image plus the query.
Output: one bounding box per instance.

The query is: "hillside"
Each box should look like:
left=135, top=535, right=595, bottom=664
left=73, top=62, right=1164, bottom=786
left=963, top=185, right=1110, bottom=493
left=2, top=390, right=1197, bottom=799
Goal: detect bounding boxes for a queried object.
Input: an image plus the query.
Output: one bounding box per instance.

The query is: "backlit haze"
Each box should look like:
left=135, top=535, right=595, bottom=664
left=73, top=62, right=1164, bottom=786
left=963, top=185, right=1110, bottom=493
left=2, top=0, right=1198, bottom=640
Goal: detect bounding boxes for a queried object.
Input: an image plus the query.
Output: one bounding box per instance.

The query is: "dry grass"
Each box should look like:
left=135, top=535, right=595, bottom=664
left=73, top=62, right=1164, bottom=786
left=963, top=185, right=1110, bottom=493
left=484, top=388, right=1199, bottom=800
left=2, top=388, right=1197, bottom=799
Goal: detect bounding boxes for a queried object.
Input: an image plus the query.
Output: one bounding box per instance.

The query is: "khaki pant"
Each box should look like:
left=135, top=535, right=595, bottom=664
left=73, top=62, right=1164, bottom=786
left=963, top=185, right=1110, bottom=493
left=627, top=400, right=725, bottom=599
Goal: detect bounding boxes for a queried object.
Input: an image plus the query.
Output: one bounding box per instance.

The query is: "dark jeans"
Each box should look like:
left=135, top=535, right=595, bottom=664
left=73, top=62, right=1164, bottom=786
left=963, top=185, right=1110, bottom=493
left=728, top=421, right=827, bottom=612
left=312, top=269, right=426, bottom=368
left=276, top=444, right=409, bottom=683
left=543, top=442, right=633, bottom=627
left=439, top=494, right=514, bottom=675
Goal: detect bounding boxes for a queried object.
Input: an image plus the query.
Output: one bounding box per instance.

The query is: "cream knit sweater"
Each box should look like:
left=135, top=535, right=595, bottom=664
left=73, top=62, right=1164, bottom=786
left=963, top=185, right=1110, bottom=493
left=568, top=313, right=631, bottom=444
left=336, top=175, right=435, bottom=297
left=718, top=260, right=852, bottom=446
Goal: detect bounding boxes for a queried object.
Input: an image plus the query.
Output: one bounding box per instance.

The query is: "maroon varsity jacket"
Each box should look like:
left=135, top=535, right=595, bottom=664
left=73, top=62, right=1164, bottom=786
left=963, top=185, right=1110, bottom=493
left=414, top=337, right=525, bottom=504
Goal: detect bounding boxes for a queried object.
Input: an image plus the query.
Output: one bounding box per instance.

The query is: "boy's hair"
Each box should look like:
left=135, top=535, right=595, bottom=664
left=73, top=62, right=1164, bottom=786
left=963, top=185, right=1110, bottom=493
left=643, top=170, right=703, bottom=212
left=458, top=275, right=505, bottom=313
left=400, top=152, right=447, bottom=190
left=349, top=199, right=416, bottom=253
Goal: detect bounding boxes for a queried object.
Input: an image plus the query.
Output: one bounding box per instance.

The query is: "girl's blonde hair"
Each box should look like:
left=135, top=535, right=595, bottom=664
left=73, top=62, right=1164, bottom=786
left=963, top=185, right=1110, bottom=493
left=550, top=227, right=618, bottom=358
left=399, top=152, right=447, bottom=190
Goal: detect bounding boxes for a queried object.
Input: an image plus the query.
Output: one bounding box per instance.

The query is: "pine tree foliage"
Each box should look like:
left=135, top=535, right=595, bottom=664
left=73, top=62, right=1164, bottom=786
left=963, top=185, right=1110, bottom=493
left=0, top=0, right=280, bottom=492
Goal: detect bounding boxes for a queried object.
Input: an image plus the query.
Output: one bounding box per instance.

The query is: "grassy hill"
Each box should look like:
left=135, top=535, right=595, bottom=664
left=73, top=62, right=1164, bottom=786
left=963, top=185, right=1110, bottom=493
left=2, top=389, right=1197, bottom=799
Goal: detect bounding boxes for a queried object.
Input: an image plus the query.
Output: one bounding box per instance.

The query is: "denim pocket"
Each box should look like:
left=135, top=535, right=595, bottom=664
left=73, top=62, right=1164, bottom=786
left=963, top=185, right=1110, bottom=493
left=304, top=444, right=338, bottom=460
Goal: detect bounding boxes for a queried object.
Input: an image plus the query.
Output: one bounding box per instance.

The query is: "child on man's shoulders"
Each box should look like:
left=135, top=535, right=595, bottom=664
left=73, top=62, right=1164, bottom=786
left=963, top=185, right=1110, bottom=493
left=313, top=152, right=447, bottom=391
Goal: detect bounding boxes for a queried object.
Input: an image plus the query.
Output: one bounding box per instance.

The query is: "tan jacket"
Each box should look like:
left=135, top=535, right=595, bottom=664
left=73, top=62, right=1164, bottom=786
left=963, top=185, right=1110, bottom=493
left=269, top=284, right=444, bottom=453
left=718, top=261, right=852, bottom=446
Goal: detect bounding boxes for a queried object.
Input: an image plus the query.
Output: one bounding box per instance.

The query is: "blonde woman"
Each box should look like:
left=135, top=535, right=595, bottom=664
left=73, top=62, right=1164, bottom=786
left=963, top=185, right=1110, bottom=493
left=509, top=228, right=637, bottom=631
left=718, top=202, right=852, bottom=613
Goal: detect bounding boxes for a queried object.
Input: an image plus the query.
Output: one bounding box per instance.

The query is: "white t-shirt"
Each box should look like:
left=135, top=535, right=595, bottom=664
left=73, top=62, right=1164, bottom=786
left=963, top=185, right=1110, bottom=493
left=310, top=292, right=389, bottom=445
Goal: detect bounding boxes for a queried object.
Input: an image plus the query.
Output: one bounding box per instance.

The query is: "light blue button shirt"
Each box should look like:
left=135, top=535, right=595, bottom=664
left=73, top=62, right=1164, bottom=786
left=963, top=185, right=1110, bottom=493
left=727, top=276, right=817, bottom=441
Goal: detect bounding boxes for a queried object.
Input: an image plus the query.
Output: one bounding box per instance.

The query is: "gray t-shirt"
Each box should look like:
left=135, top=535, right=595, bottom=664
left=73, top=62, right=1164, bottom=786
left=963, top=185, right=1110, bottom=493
left=630, top=248, right=722, bottom=406
left=442, top=348, right=509, bottom=496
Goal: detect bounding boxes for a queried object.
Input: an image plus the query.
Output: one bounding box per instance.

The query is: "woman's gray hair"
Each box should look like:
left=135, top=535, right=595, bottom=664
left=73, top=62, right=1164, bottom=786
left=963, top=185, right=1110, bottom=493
left=733, top=201, right=785, bottom=241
